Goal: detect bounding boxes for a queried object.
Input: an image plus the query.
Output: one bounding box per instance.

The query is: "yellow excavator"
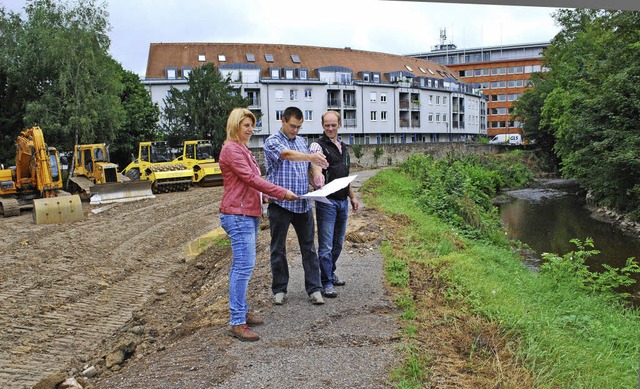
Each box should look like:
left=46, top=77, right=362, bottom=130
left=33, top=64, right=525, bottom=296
left=172, top=140, right=223, bottom=186
left=121, top=141, right=193, bottom=193
left=67, top=143, right=155, bottom=204
left=0, top=126, right=84, bottom=224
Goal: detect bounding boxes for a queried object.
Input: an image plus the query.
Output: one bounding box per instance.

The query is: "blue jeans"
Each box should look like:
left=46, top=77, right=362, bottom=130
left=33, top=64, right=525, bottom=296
left=220, top=213, right=259, bottom=326
left=315, top=198, right=349, bottom=287
left=267, top=203, right=322, bottom=295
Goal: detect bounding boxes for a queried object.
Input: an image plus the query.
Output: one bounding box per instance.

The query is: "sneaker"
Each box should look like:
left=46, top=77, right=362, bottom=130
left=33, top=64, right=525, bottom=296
left=228, top=324, right=259, bottom=341
left=246, top=312, right=264, bottom=326
left=333, top=275, right=346, bottom=286
left=273, top=292, right=286, bottom=305
left=309, top=291, right=325, bottom=305
left=322, top=285, right=338, bottom=298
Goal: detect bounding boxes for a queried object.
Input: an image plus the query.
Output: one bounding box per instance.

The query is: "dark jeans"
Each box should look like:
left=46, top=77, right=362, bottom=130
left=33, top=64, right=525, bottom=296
left=268, top=203, right=322, bottom=296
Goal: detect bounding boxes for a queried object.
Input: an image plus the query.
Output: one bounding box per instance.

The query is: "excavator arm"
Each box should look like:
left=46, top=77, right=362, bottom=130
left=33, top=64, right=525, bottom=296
left=15, top=127, right=58, bottom=198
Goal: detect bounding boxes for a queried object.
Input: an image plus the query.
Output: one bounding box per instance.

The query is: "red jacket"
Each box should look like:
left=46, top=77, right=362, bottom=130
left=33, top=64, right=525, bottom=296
left=219, top=141, right=287, bottom=217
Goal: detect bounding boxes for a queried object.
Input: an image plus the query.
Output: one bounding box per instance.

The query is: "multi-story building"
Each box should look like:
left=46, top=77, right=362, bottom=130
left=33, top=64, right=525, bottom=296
left=143, top=43, right=487, bottom=147
left=408, top=41, right=548, bottom=138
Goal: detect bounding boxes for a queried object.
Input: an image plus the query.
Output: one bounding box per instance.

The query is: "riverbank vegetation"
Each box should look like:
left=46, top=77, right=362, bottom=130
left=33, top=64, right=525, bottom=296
left=513, top=9, right=640, bottom=221
left=361, top=152, right=640, bottom=388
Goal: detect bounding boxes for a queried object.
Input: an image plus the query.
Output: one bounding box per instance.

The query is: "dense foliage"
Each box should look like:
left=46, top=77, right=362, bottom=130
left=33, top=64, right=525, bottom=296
left=399, top=152, right=534, bottom=243
left=160, top=63, right=249, bottom=157
left=514, top=9, right=640, bottom=219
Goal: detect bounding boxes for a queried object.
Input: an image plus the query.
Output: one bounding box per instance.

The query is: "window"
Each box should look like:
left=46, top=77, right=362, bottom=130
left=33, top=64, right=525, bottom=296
left=428, top=113, right=433, bottom=122
left=198, top=54, right=206, bottom=62
left=443, top=96, right=447, bottom=105
left=380, top=93, right=387, bottom=103
left=436, top=96, right=440, bottom=105
left=372, top=73, right=380, bottom=83
left=427, top=69, right=434, bottom=75
left=246, top=54, right=255, bottom=62
left=419, top=67, right=427, bottom=74
left=265, top=54, right=274, bottom=62
left=299, top=69, right=308, bottom=80
left=436, top=113, right=440, bottom=122
left=381, top=111, right=387, bottom=121
left=491, top=81, right=506, bottom=89
left=218, top=54, right=226, bottom=62
left=363, top=73, right=370, bottom=82
left=166, top=67, right=177, bottom=79
left=508, top=66, right=524, bottom=74
left=285, top=69, right=294, bottom=79
left=290, top=89, right=298, bottom=101
left=182, top=67, right=192, bottom=79
left=508, top=93, right=521, bottom=101
left=304, top=110, right=313, bottom=121
left=370, top=92, right=377, bottom=102
left=491, top=108, right=508, bottom=115
left=275, top=110, right=284, bottom=120
left=304, top=89, right=312, bottom=100
left=429, top=95, right=433, bottom=104
left=405, top=65, right=413, bottom=72
left=270, top=68, right=280, bottom=79
left=370, top=111, right=377, bottom=121
left=275, top=89, right=284, bottom=101
left=491, top=67, right=506, bottom=75
left=442, top=113, right=447, bottom=123
left=291, top=54, right=301, bottom=63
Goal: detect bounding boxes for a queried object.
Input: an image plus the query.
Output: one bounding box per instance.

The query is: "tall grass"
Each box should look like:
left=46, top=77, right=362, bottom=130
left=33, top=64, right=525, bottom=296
left=362, top=156, right=640, bottom=388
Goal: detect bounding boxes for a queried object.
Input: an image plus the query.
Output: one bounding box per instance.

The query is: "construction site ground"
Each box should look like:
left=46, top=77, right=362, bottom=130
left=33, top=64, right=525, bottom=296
left=1, top=168, right=530, bottom=388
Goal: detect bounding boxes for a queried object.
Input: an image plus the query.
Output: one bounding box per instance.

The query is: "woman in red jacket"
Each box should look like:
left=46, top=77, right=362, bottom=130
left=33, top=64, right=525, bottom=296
left=219, top=108, right=297, bottom=341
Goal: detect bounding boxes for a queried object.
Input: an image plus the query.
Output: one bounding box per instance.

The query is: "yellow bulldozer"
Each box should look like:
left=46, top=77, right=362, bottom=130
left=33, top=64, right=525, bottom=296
left=121, top=141, right=193, bottom=193
left=172, top=140, right=222, bottom=186
left=67, top=143, right=155, bottom=205
left=0, top=126, right=84, bottom=224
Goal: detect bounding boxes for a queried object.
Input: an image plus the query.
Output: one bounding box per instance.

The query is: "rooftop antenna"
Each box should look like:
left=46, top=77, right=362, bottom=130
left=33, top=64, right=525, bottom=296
left=440, top=28, right=447, bottom=46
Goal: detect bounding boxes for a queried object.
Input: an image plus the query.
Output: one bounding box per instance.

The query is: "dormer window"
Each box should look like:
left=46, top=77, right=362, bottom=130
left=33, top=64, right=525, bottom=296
left=373, top=73, right=380, bottom=83
left=363, top=73, right=370, bottom=82
left=166, top=67, right=178, bottom=79
left=299, top=69, right=308, bottom=80
left=270, top=67, right=280, bottom=79
left=285, top=68, right=294, bottom=79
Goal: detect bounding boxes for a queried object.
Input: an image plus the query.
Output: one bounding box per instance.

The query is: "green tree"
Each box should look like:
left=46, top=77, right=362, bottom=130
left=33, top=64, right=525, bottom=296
left=515, top=9, right=640, bottom=219
left=161, top=62, right=248, bottom=156
left=111, top=68, right=160, bottom=167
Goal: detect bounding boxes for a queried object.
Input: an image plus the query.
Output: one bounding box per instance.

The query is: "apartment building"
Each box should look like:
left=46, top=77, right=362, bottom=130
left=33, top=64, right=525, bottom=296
left=142, top=43, right=487, bottom=148
left=408, top=42, right=548, bottom=137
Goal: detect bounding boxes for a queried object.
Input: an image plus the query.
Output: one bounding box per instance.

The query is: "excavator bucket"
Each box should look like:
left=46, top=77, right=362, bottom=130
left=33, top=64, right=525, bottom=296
left=89, top=180, right=155, bottom=205
left=32, top=194, right=84, bottom=225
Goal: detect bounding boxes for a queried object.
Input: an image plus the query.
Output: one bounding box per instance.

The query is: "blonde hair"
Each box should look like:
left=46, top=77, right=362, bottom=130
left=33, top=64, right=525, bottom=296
left=226, top=108, right=256, bottom=145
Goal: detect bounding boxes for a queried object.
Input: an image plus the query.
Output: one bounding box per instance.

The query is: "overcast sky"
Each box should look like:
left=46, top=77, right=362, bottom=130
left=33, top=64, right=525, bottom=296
left=4, top=0, right=562, bottom=78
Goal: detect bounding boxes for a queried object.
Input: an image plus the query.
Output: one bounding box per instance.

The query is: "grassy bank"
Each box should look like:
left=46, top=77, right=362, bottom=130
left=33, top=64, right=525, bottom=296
left=360, top=158, right=640, bottom=388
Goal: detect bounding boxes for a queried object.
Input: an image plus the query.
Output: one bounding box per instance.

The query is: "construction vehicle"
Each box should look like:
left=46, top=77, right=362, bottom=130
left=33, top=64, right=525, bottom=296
left=0, top=126, right=84, bottom=224
left=67, top=143, right=155, bottom=205
left=172, top=140, right=223, bottom=186
left=121, top=141, right=193, bottom=194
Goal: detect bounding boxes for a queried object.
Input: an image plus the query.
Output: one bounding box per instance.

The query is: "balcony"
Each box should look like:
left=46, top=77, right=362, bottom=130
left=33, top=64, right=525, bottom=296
left=399, top=101, right=410, bottom=110
left=344, top=118, right=357, bottom=128
left=327, top=98, right=340, bottom=108
left=247, top=97, right=261, bottom=107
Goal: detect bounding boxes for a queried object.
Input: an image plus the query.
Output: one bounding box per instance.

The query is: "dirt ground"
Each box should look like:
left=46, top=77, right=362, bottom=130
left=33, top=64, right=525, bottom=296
left=1, top=169, right=531, bottom=388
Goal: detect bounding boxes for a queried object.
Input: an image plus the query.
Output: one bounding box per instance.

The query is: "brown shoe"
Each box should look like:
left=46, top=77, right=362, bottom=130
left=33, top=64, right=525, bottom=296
left=228, top=324, right=259, bottom=341
left=246, top=312, right=264, bottom=326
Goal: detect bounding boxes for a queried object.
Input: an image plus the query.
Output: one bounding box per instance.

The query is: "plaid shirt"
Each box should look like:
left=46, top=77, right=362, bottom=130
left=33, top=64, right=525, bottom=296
left=264, top=130, right=311, bottom=213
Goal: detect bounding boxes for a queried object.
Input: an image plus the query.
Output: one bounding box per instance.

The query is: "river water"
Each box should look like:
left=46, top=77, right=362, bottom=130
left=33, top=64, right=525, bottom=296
left=499, top=179, right=640, bottom=299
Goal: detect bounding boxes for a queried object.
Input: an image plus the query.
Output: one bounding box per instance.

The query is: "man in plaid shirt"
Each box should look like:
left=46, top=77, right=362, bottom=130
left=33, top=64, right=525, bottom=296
left=264, top=106, right=329, bottom=305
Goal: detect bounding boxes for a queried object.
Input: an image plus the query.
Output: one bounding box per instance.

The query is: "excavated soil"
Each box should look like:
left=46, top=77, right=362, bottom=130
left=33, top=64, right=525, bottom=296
left=1, top=169, right=531, bottom=388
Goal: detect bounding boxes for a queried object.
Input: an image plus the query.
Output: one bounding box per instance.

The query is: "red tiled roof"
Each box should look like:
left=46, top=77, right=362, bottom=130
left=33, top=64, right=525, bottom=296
left=145, top=42, right=456, bottom=81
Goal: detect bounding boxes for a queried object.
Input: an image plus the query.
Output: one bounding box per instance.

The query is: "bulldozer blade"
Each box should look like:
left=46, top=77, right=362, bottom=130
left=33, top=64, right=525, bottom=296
left=32, top=194, right=84, bottom=224
left=89, top=180, right=156, bottom=205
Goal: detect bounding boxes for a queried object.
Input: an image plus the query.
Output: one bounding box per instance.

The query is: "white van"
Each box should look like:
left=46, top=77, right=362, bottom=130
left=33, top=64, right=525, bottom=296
left=489, top=133, right=523, bottom=145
